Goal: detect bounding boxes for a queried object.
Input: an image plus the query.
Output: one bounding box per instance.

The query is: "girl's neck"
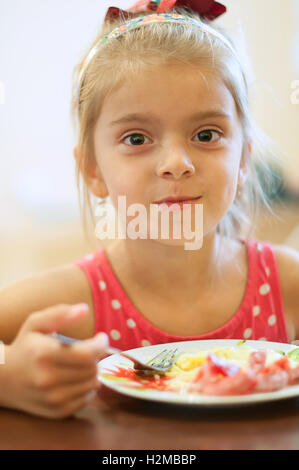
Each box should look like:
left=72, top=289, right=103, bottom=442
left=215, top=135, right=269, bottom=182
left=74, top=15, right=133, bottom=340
left=105, top=232, right=240, bottom=303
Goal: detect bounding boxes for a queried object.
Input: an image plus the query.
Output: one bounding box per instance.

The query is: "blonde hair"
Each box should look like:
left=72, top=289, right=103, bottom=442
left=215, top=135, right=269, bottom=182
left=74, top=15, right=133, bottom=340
left=71, top=6, right=283, bottom=261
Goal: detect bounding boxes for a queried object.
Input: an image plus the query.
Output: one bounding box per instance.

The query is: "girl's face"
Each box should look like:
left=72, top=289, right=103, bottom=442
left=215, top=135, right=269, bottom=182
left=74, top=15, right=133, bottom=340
left=92, top=63, right=247, bottom=244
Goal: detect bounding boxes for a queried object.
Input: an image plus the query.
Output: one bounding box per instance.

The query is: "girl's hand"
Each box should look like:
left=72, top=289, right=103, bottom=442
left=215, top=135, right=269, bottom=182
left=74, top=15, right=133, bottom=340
left=1, top=303, right=109, bottom=419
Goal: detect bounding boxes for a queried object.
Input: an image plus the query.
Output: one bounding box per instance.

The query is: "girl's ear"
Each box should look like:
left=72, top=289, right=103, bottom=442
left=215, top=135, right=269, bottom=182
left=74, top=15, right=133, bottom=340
left=238, top=140, right=252, bottom=188
left=73, top=146, right=109, bottom=199
left=238, top=166, right=248, bottom=188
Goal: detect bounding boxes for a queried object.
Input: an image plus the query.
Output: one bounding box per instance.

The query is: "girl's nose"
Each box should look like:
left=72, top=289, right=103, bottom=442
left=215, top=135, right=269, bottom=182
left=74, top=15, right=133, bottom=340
left=156, top=148, right=195, bottom=180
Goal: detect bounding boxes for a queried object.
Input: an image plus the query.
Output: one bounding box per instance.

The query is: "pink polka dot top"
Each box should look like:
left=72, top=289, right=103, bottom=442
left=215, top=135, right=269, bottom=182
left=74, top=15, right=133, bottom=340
left=74, top=238, right=289, bottom=349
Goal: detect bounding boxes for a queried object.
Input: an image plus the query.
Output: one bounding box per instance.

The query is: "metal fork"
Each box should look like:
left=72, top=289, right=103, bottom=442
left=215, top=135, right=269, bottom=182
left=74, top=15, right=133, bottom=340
left=51, top=333, right=178, bottom=373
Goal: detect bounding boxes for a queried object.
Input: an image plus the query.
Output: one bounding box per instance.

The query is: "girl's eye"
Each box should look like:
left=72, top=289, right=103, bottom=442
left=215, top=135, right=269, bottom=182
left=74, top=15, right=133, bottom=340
left=194, top=130, right=222, bottom=143
left=122, top=133, right=151, bottom=146
left=122, top=130, right=222, bottom=146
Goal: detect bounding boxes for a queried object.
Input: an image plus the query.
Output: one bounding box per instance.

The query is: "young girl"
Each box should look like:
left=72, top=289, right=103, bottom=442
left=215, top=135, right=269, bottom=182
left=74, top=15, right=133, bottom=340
left=0, top=1, right=299, bottom=420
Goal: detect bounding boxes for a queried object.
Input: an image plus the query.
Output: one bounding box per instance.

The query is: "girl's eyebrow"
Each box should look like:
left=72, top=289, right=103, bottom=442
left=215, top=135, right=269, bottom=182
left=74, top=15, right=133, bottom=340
left=109, top=110, right=232, bottom=126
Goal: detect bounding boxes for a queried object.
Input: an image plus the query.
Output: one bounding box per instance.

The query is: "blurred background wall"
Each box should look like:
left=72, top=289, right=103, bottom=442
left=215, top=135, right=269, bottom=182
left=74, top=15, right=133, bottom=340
left=1, top=0, right=299, bottom=287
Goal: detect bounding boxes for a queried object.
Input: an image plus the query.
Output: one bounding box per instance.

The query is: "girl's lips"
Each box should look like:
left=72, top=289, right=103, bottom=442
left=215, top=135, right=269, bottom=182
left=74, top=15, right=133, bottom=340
left=154, top=197, right=202, bottom=208
left=154, top=196, right=202, bottom=203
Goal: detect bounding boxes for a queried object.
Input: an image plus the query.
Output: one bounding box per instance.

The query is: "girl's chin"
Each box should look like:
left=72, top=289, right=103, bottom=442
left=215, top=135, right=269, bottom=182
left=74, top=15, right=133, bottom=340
left=151, top=236, right=203, bottom=250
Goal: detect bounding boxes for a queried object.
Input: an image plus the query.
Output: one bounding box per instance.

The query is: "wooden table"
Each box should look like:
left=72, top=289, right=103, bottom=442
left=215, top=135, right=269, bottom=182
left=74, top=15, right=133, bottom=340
left=0, top=385, right=298, bottom=450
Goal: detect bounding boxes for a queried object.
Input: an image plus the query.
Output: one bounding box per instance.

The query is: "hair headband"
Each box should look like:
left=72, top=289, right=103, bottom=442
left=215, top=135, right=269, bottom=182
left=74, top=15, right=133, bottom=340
left=76, top=11, right=237, bottom=105
left=105, top=1, right=226, bottom=22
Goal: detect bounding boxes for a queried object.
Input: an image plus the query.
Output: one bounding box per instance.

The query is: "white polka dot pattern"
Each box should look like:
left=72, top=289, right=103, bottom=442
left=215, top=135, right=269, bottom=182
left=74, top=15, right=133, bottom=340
left=127, top=318, right=136, bottom=328
left=265, top=266, right=271, bottom=277
left=258, top=337, right=267, bottom=341
left=243, top=328, right=252, bottom=339
left=111, top=299, right=121, bottom=309
left=99, top=280, right=107, bottom=291
left=259, top=283, right=270, bottom=295
left=253, top=305, right=260, bottom=317
left=110, top=329, right=121, bottom=340
left=268, top=314, right=277, bottom=326
left=141, top=340, right=151, bottom=347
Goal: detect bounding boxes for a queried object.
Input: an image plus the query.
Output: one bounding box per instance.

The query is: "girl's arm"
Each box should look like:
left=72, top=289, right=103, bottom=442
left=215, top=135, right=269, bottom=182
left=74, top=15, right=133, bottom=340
left=0, top=266, right=108, bottom=419
left=273, top=244, right=299, bottom=342
left=0, top=264, right=95, bottom=344
left=0, top=303, right=108, bottom=419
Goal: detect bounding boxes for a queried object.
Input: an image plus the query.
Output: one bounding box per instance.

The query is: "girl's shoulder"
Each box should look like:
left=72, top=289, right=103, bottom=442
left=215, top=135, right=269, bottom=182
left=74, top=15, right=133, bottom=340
left=271, top=243, right=299, bottom=340
left=50, top=263, right=96, bottom=339
left=0, top=263, right=95, bottom=344
left=39, top=263, right=96, bottom=339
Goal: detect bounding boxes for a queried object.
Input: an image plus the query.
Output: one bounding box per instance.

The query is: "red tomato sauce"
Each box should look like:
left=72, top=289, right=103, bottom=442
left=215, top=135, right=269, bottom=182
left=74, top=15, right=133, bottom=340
left=103, top=366, right=173, bottom=391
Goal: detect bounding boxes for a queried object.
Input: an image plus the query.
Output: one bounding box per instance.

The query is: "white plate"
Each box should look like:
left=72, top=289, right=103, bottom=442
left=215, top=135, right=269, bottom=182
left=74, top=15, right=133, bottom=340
left=97, top=339, right=299, bottom=407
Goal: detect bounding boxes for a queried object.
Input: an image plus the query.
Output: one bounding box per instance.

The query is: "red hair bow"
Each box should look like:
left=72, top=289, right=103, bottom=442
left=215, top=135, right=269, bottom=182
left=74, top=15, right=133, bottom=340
left=105, top=0, right=226, bottom=23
